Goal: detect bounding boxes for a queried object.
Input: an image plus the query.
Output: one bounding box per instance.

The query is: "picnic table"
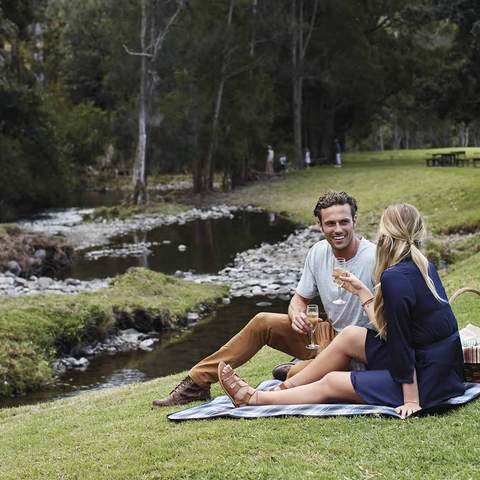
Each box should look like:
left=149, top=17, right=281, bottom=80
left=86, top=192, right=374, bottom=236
left=426, top=151, right=468, bottom=167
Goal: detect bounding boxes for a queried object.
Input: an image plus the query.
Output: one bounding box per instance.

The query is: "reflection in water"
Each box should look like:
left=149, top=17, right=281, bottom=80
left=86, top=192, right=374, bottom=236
left=133, top=230, right=149, bottom=269
left=67, top=211, right=297, bottom=280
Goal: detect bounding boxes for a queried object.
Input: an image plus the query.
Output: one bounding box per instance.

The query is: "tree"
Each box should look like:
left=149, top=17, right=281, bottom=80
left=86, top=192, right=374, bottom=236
left=290, top=0, right=318, bottom=168
left=124, top=0, right=185, bottom=204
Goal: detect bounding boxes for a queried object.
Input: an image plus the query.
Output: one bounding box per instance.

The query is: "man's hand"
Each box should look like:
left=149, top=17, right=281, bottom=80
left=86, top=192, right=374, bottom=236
left=395, top=402, right=422, bottom=419
left=291, top=310, right=311, bottom=335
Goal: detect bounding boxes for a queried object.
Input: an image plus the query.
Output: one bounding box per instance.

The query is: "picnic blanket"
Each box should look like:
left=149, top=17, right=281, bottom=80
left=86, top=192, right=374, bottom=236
left=167, top=379, right=480, bottom=422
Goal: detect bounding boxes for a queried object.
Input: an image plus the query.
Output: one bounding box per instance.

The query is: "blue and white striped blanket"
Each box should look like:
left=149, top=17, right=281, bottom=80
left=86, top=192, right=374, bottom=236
left=167, top=379, right=480, bottom=421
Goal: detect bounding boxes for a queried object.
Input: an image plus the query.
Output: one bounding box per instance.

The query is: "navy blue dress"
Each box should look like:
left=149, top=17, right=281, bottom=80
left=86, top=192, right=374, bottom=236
left=351, top=258, right=465, bottom=409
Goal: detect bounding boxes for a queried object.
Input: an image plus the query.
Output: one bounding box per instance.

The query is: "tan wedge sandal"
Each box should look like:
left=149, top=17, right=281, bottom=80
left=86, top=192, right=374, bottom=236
left=217, top=361, right=257, bottom=407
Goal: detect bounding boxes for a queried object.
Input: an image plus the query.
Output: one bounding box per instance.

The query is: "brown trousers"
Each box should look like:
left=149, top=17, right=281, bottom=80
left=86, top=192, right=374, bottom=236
left=189, top=312, right=337, bottom=387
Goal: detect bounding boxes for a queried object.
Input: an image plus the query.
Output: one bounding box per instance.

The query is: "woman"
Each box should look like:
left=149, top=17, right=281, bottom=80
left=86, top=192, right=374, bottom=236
left=218, top=204, right=465, bottom=418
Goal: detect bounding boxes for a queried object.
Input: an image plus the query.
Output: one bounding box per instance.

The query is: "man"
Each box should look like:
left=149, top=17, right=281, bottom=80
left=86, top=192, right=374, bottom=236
left=304, top=148, right=311, bottom=168
left=152, top=191, right=376, bottom=407
left=334, top=139, right=342, bottom=167
left=265, top=145, right=274, bottom=176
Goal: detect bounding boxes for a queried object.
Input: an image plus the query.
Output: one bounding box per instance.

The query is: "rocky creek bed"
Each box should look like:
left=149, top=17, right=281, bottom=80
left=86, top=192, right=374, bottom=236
left=18, top=204, right=260, bottom=249
left=1, top=204, right=319, bottom=393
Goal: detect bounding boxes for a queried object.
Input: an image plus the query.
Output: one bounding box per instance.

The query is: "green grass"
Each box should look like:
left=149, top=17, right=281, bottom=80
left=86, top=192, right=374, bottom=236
left=0, top=318, right=478, bottom=479
left=1, top=148, right=480, bottom=479
left=227, top=148, right=480, bottom=238
left=84, top=201, right=189, bottom=221
left=0, top=268, right=227, bottom=397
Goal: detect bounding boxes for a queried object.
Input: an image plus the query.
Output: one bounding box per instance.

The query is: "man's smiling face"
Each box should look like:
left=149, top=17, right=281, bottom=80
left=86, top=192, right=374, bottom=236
left=319, top=204, right=357, bottom=254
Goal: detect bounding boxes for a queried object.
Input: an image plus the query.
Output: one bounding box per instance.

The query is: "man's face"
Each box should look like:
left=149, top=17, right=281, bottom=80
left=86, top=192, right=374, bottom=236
left=319, top=204, right=356, bottom=252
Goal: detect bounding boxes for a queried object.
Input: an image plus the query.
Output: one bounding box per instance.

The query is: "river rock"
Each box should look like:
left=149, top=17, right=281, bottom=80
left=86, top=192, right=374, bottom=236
left=119, top=328, right=143, bottom=342
left=256, top=301, right=272, bottom=307
left=139, top=339, right=156, bottom=351
left=251, top=286, right=263, bottom=295
left=14, top=277, right=28, bottom=287
left=7, top=260, right=22, bottom=276
left=187, top=312, right=200, bottom=322
left=38, top=277, right=53, bottom=289
left=34, top=249, right=47, bottom=260
left=0, top=276, right=15, bottom=286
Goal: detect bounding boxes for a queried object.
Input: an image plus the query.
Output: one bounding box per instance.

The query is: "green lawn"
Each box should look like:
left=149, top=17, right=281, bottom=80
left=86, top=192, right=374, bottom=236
left=1, top=149, right=480, bottom=479
left=228, top=148, right=480, bottom=237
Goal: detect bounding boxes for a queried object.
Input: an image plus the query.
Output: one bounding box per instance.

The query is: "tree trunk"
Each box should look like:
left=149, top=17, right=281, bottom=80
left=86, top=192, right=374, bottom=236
left=377, top=126, right=384, bottom=151
left=204, top=75, right=226, bottom=190
left=404, top=129, right=410, bottom=149
left=291, top=0, right=301, bottom=168
left=132, top=0, right=148, bottom=205
left=293, top=77, right=303, bottom=168
left=190, top=80, right=204, bottom=193
left=319, top=109, right=334, bottom=160
left=127, top=0, right=184, bottom=203
left=203, top=0, right=235, bottom=191
left=392, top=118, right=401, bottom=150
left=291, top=0, right=318, bottom=169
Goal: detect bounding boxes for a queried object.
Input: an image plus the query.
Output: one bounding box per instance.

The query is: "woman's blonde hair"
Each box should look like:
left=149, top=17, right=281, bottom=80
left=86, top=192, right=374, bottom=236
left=373, top=204, right=445, bottom=338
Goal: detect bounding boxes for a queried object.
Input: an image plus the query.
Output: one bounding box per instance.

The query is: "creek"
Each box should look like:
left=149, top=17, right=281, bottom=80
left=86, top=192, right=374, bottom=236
left=65, top=210, right=296, bottom=280
left=3, top=206, right=301, bottom=407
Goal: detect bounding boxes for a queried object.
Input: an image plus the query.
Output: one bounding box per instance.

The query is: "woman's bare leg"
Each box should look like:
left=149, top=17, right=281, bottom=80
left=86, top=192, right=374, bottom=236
left=257, top=371, right=363, bottom=405
left=217, top=326, right=368, bottom=406
left=283, top=326, right=367, bottom=388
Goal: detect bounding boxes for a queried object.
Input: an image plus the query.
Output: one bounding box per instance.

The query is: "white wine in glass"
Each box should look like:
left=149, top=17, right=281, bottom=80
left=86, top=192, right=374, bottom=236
left=306, top=304, right=320, bottom=350
left=332, top=257, right=347, bottom=305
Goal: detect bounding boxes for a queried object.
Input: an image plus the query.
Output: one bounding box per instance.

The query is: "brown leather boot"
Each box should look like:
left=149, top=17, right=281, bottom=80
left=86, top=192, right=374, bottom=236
left=152, top=376, right=211, bottom=408
left=271, top=361, right=295, bottom=381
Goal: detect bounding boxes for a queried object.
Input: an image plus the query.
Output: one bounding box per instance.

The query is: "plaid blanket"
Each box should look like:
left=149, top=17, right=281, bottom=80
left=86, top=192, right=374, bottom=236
left=167, top=379, right=480, bottom=422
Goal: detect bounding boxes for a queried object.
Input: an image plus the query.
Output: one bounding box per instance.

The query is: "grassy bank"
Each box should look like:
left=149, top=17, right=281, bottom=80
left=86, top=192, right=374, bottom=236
left=84, top=201, right=189, bottom=222
left=0, top=268, right=227, bottom=397
left=0, top=256, right=478, bottom=480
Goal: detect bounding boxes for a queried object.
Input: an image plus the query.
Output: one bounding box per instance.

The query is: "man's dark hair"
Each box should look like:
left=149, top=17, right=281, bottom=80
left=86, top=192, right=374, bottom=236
left=313, top=191, right=358, bottom=223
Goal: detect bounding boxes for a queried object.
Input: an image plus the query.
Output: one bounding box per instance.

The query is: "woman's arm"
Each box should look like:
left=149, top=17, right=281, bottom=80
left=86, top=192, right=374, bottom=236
left=396, top=369, right=422, bottom=419
left=338, top=273, right=376, bottom=324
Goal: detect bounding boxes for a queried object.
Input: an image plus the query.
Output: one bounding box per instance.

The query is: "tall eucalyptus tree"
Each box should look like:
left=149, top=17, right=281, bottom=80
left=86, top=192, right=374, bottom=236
left=124, top=0, right=185, bottom=204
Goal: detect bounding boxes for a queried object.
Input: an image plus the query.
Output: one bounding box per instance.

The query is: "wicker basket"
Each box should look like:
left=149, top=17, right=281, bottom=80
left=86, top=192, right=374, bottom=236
left=449, top=287, right=480, bottom=383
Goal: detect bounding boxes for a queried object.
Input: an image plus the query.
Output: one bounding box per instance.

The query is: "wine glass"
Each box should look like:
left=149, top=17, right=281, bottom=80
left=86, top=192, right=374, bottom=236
left=305, top=304, right=320, bottom=350
left=332, top=257, right=347, bottom=305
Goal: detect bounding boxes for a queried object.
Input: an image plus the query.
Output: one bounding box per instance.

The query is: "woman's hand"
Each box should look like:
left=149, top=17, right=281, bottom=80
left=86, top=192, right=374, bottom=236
left=395, top=402, right=422, bottom=419
left=337, top=272, right=368, bottom=296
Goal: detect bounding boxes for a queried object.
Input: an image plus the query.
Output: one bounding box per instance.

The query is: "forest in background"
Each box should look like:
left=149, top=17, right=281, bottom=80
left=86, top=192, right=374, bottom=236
left=1, top=0, right=480, bottom=218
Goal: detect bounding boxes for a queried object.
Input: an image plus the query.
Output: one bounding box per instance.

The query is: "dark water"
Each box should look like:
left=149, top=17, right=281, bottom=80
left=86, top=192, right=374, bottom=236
left=1, top=296, right=291, bottom=408
left=67, top=211, right=296, bottom=280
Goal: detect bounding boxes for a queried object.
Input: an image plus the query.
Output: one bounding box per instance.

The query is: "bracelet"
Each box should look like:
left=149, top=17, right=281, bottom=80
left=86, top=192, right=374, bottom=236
left=404, top=400, right=419, bottom=404
left=361, top=296, right=374, bottom=308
